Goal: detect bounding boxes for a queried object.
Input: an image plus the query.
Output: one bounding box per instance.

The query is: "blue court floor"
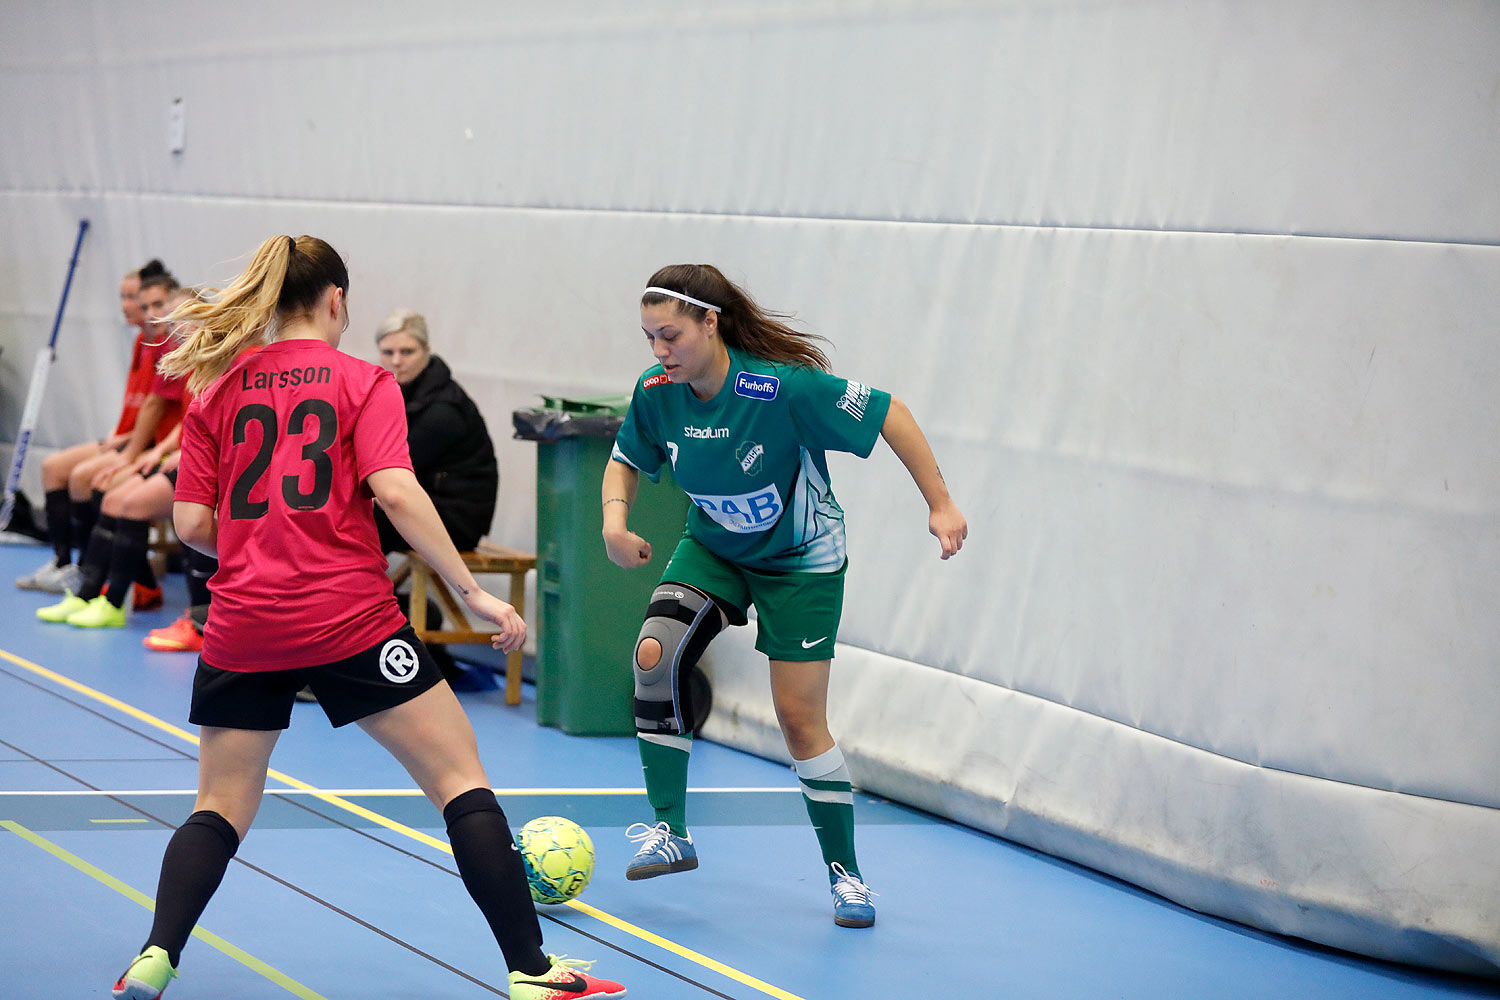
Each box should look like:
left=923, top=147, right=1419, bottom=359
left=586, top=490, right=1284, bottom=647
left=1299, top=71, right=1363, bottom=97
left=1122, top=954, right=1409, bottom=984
left=0, top=540, right=1493, bottom=999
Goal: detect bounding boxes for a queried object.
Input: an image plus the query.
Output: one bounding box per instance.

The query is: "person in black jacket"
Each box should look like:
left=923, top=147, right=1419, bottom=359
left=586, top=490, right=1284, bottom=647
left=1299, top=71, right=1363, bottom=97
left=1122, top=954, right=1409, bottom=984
left=374, top=309, right=498, bottom=552
left=374, top=310, right=500, bottom=683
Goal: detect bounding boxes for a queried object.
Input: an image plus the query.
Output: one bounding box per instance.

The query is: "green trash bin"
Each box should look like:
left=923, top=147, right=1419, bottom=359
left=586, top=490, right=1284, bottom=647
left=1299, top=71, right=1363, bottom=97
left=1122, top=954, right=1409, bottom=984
left=513, top=394, right=691, bottom=735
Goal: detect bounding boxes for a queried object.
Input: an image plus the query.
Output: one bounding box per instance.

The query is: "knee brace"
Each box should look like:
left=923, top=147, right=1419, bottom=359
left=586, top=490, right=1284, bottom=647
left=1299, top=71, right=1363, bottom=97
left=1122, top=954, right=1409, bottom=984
left=634, top=583, right=723, bottom=735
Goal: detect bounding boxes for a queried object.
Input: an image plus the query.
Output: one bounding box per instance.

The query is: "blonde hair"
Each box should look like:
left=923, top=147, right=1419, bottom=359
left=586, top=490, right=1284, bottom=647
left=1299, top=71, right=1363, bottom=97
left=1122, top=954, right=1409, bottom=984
left=375, top=308, right=429, bottom=348
left=161, top=235, right=348, bottom=394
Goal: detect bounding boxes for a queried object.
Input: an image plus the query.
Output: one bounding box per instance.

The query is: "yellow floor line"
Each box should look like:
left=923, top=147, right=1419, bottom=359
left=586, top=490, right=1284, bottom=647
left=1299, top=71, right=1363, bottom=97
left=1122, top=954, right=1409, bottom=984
left=0, top=647, right=809, bottom=1000
left=1, top=819, right=327, bottom=999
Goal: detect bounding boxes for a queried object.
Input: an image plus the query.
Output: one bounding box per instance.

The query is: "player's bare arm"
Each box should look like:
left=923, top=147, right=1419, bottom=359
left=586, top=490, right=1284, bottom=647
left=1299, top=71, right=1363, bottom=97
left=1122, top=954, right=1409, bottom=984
left=601, top=458, right=652, bottom=569
left=366, top=466, right=526, bottom=652
left=173, top=500, right=218, bottom=558
left=878, top=395, right=968, bottom=559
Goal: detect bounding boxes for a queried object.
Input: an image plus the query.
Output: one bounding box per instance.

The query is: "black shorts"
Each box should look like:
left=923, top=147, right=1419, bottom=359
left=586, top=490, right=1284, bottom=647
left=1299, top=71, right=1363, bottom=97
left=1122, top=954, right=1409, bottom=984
left=188, top=624, right=443, bottom=730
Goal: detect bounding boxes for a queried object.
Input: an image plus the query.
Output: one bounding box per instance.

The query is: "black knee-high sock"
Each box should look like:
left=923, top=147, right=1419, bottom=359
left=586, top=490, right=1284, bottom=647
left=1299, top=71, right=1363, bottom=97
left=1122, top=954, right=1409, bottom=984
left=184, top=547, right=216, bottom=611
left=144, top=810, right=240, bottom=968
left=106, top=519, right=151, bottom=609
left=75, top=515, right=117, bottom=601
left=44, top=489, right=72, bottom=566
left=443, top=788, right=549, bottom=976
left=70, top=493, right=101, bottom=560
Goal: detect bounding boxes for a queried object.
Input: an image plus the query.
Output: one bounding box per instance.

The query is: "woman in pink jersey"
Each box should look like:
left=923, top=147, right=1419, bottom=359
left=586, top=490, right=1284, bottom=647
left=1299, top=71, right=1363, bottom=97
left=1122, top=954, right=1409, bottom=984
left=109, top=235, right=624, bottom=1000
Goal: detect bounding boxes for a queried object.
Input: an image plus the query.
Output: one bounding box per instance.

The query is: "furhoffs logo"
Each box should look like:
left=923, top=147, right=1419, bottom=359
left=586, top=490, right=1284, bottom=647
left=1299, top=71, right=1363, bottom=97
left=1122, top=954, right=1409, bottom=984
left=734, top=371, right=779, bottom=401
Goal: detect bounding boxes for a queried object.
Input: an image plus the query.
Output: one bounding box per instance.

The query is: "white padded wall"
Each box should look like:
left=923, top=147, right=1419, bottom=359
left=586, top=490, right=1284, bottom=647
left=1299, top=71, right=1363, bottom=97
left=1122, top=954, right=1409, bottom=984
left=2, top=0, right=1496, bottom=975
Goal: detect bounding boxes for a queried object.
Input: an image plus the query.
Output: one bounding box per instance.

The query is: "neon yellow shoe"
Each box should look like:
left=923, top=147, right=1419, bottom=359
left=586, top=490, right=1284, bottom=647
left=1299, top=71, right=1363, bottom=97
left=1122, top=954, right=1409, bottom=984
left=111, top=945, right=178, bottom=998
left=508, top=955, right=626, bottom=999
left=67, top=594, right=127, bottom=628
left=37, top=591, right=88, bottom=623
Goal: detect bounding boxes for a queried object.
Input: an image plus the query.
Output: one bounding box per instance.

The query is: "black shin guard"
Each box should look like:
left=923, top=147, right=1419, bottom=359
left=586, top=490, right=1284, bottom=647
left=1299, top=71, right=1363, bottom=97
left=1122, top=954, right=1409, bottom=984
left=44, top=488, right=72, bottom=565
left=107, top=518, right=151, bottom=606
left=443, top=788, right=548, bottom=976
left=76, top=515, right=117, bottom=601
left=70, top=494, right=101, bottom=556
left=145, top=811, right=240, bottom=967
left=183, top=546, right=217, bottom=609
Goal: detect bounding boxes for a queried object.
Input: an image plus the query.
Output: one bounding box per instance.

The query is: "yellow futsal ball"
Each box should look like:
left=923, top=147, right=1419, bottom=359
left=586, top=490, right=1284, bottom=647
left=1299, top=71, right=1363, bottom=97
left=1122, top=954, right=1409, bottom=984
left=517, top=816, right=595, bottom=905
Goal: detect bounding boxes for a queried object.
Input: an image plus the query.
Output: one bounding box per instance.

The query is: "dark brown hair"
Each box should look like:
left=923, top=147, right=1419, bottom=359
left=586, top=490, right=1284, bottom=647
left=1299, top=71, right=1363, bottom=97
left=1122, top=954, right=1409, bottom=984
left=642, top=264, right=830, bottom=371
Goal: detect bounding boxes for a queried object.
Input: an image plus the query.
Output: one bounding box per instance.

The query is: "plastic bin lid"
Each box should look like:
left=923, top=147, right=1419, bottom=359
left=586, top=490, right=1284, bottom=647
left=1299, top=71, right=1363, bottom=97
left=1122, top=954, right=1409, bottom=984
left=537, top=393, right=630, bottom=416
left=513, top=393, right=630, bottom=441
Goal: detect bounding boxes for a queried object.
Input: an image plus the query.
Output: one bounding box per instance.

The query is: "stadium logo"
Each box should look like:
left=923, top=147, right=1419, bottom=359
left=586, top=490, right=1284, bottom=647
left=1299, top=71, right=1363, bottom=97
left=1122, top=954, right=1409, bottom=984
left=683, top=425, right=729, bottom=439
left=379, top=639, right=421, bottom=684
left=734, top=372, right=779, bottom=401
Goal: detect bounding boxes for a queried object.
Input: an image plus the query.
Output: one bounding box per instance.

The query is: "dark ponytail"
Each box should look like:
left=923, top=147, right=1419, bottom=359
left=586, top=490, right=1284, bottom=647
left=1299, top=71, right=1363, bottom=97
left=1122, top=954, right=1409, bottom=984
left=642, top=264, right=830, bottom=371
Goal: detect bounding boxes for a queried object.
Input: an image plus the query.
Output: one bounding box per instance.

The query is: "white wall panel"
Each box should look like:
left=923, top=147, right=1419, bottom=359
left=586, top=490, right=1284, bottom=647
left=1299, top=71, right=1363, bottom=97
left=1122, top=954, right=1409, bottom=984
left=3, top=0, right=1497, bottom=976
left=3, top=2, right=1496, bottom=239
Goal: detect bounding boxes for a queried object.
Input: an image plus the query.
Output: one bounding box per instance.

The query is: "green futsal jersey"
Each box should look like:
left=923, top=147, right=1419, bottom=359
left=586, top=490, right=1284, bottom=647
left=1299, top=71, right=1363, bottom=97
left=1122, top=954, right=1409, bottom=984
left=612, top=346, right=892, bottom=573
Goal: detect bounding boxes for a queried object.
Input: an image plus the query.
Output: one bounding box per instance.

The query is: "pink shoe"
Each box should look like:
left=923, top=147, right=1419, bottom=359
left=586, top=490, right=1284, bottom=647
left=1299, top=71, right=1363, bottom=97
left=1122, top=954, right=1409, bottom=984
left=143, top=613, right=203, bottom=652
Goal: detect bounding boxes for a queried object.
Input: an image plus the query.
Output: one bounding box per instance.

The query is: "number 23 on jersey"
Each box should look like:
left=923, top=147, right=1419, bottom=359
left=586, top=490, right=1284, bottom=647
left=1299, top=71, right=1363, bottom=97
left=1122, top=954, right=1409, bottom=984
left=228, top=399, right=338, bottom=519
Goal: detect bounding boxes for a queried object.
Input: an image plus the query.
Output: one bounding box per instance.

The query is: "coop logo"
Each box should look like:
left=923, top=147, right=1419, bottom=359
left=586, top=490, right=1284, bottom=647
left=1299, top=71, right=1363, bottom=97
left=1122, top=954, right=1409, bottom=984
left=687, top=484, right=785, bottom=534
left=835, top=379, right=871, bottom=421
left=643, top=373, right=671, bottom=388
left=683, top=425, right=729, bottom=439
left=734, top=371, right=779, bottom=401
left=737, top=441, right=764, bottom=476
left=379, top=639, right=421, bottom=684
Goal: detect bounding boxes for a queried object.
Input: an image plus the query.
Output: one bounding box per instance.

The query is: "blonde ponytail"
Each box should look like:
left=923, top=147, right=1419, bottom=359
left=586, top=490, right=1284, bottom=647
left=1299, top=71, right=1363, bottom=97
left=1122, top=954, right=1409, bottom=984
left=160, top=236, right=291, bottom=394
left=160, top=235, right=348, bottom=395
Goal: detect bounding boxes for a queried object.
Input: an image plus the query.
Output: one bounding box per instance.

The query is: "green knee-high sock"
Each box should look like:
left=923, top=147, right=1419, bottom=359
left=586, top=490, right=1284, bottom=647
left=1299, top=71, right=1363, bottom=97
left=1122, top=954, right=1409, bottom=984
left=637, top=732, right=693, bottom=837
left=795, top=744, right=859, bottom=881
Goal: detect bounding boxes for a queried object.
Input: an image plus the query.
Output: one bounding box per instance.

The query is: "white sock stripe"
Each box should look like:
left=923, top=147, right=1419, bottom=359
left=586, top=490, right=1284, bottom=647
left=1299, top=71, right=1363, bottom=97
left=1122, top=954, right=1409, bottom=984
left=799, top=782, right=855, bottom=805
left=793, top=744, right=847, bottom=780
left=639, top=732, right=693, bottom=753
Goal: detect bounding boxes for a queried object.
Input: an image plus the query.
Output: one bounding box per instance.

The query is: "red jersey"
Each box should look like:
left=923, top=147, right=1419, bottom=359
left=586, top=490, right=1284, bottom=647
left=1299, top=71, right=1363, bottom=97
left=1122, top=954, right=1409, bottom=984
left=112, top=330, right=156, bottom=436
left=175, top=338, right=413, bottom=671
left=113, top=332, right=187, bottom=440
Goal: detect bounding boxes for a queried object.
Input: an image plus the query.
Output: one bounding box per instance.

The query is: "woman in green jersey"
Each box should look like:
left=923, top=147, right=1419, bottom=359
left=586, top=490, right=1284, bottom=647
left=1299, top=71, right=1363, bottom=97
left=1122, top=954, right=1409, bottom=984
left=602, top=263, right=967, bottom=927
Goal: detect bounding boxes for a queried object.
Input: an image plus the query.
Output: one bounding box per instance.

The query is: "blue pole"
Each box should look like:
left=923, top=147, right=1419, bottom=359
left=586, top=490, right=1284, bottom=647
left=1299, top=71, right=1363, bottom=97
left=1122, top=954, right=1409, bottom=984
left=1, top=218, right=91, bottom=529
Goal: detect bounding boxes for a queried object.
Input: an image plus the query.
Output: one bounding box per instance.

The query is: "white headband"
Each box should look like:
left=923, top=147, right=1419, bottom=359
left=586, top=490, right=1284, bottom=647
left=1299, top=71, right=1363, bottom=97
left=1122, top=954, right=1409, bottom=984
left=644, top=286, right=721, bottom=313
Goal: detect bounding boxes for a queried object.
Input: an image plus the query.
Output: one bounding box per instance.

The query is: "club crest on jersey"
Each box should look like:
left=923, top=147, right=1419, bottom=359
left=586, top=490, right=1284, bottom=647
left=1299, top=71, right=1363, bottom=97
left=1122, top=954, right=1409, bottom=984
left=737, top=441, right=764, bottom=476
left=379, top=639, right=421, bottom=684
left=643, top=373, right=671, bottom=388
left=734, top=371, right=779, bottom=401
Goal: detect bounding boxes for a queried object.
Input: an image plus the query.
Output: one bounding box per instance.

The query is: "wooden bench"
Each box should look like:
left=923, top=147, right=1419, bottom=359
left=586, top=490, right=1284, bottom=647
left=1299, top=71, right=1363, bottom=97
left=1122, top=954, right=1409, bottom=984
left=395, top=542, right=536, bottom=706
left=148, top=518, right=180, bottom=579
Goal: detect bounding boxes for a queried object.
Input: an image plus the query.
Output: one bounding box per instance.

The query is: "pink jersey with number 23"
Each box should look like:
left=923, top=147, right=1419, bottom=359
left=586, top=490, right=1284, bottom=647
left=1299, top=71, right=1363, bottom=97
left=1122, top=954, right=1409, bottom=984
left=175, top=338, right=412, bottom=672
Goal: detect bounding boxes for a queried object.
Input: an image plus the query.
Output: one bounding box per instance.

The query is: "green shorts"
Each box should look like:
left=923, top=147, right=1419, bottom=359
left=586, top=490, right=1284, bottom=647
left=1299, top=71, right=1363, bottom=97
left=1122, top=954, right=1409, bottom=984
left=661, top=534, right=846, bottom=662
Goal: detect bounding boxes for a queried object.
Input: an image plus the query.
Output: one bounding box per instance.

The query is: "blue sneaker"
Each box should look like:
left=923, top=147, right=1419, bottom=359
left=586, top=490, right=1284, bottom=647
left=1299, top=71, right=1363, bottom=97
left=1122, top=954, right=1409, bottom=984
left=624, top=821, right=697, bottom=880
left=830, top=862, right=877, bottom=927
